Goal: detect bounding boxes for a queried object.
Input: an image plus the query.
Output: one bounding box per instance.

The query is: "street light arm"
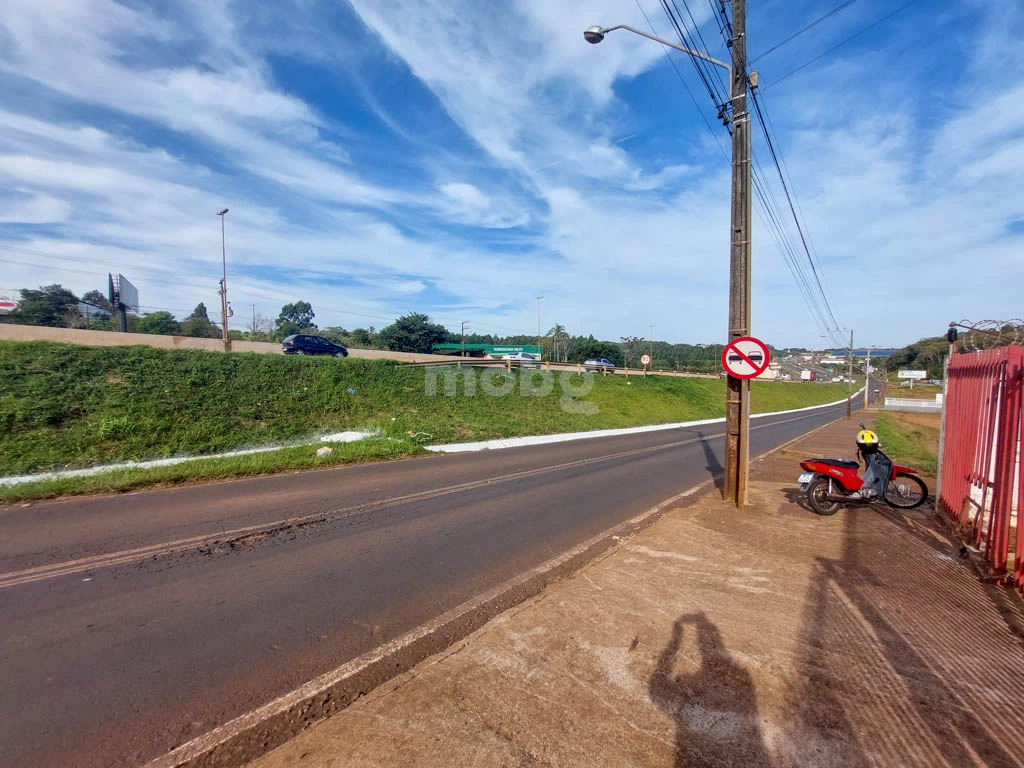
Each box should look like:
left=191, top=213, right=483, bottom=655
left=597, top=24, right=732, bottom=80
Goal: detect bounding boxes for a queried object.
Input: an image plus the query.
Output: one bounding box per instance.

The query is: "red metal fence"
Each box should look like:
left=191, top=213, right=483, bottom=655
left=939, top=347, right=1024, bottom=591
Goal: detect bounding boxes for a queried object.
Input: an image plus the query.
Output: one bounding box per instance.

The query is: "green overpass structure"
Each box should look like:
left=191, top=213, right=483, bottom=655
left=433, top=344, right=542, bottom=358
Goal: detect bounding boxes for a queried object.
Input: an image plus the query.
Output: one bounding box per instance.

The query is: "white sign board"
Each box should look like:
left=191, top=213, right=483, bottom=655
left=0, top=289, right=17, bottom=315
left=898, top=369, right=927, bottom=380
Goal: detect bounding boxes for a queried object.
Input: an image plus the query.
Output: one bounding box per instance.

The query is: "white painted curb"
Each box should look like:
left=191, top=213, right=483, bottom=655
left=426, top=390, right=864, bottom=454
left=0, top=431, right=375, bottom=488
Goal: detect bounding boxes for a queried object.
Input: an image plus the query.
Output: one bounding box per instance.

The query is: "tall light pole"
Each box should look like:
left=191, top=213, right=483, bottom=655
left=217, top=208, right=230, bottom=350
left=649, top=324, right=655, bottom=362
left=461, top=320, right=470, bottom=357
left=847, top=329, right=854, bottom=419
left=585, top=3, right=753, bottom=504
left=536, top=296, right=543, bottom=359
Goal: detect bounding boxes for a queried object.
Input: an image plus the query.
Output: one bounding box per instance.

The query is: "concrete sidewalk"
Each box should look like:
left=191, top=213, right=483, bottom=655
left=249, top=417, right=1024, bottom=768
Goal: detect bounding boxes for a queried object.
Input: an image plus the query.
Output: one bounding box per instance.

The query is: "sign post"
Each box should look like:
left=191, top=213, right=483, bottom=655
left=640, top=353, right=651, bottom=378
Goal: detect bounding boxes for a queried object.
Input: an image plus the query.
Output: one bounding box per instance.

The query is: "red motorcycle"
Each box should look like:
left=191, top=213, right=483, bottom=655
left=798, top=452, right=928, bottom=515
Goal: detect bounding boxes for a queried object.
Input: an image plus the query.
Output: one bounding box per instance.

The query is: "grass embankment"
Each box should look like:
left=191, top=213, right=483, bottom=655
left=873, top=412, right=940, bottom=475
left=0, top=342, right=851, bottom=501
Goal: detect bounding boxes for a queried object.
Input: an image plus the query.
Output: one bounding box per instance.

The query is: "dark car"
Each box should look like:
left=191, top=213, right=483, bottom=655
left=282, top=334, right=349, bottom=357
left=584, top=357, right=616, bottom=372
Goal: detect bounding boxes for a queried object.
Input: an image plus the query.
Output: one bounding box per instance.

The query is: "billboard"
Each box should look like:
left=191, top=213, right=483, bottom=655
left=108, top=273, right=139, bottom=312
left=0, top=289, right=18, bottom=315
left=898, top=369, right=927, bottom=380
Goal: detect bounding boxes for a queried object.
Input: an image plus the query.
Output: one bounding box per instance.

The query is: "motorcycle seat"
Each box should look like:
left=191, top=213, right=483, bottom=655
left=808, top=458, right=860, bottom=469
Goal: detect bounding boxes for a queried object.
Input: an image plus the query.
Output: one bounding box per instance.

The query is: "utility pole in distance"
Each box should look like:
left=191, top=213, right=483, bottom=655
left=536, top=296, right=543, bottom=359
left=461, top=321, right=469, bottom=357
left=724, top=0, right=752, bottom=505
left=217, top=208, right=230, bottom=351
left=864, top=347, right=871, bottom=409
left=649, top=324, right=654, bottom=362
left=847, top=329, right=854, bottom=418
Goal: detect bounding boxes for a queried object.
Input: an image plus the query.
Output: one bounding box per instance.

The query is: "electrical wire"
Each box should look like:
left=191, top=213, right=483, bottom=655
left=764, top=0, right=923, bottom=89
left=748, top=86, right=843, bottom=336
left=636, top=0, right=844, bottom=342
left=660, top=0, right=727, bottom=111
left=750, top=0, right=861, bottom=64
left=634, top=0, right=730, bottom=162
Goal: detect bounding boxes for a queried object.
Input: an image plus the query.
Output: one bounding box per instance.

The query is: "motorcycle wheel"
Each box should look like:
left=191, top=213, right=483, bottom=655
left=807, top=476, right=842, bottom=516
left=884, top=473, right=928, bottom=509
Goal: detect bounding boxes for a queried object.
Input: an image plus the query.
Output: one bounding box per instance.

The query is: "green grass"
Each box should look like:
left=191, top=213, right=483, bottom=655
left=873, top=413, right=939, bottom=475
left=0, top=439, right=424, bottom=504
left=0, top=342, right=852, bottom=479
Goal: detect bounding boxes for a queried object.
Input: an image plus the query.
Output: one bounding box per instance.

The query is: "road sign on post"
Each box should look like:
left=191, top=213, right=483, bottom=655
left=640, top=353, right=651, bottom=367
left=721, top=337, right=770, bottom=380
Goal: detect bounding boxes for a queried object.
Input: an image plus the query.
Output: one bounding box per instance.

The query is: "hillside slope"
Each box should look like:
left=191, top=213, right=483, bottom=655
left=0, top=342, right=852, bottom=474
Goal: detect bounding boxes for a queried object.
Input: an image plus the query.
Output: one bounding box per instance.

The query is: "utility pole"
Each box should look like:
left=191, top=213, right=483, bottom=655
left=582, top=8, right=752, bottom=504
left=461, top=320, right=469, bottom=357
left=217, top=208, right=230, bottom=351
left=536, top=296, right=543, bottom=359
left=864, top=347, right=871, bottom=409
left=847, top=329, right=854, bottom=418
left=251, top=304, right=256, bottom=338
left=723, top=0, right=752, bottom=506
left=649, top=324, right=654, bottom=361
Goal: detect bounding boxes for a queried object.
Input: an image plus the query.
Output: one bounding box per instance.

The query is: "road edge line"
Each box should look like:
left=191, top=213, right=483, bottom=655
left=427, top=389, right=862, bottom=453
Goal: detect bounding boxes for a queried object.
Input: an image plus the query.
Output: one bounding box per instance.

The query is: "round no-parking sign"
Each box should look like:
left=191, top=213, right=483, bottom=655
left=721, top=337, right=770, bottom=380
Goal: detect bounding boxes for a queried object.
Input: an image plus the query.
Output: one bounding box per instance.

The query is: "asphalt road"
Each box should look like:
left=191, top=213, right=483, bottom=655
left=0, top=400, right=856, bottom=767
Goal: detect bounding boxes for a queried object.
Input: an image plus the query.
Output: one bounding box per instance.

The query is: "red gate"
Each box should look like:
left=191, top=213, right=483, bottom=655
left=939, top=347, right=1024, bottom=591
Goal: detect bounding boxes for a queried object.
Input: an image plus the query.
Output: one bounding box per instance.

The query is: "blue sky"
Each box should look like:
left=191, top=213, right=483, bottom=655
left=0, top=0, right=1020, bottom=348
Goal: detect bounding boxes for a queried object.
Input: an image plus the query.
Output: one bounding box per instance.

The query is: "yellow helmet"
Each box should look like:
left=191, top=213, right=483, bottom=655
left=857, top=428, right=880, bottom=451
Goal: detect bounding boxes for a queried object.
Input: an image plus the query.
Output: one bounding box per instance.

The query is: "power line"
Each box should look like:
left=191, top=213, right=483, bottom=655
left=750, top=88, right=843, bottom=322
left=636, top=0, right=843, bottom=342
left=660, top=0, right=727, bottom=112
left=674, top=0, right=729, bottom=100
left=748, top=86, right=843, bottom=335
left=750, top=0, right=861, bottom=64
left=765, top=0, right=923, bottom=89
left=633, top=0, right=730, bottom=162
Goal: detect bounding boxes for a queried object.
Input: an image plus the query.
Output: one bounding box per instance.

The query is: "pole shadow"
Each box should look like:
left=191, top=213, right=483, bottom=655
left=695, top=431, right=725, bottom=492
left=648, top=612, right=772, bottom=767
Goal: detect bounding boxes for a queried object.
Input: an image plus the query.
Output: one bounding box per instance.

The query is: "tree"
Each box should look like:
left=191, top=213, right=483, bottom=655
left=377, top=313, right=451, bottom=353
left=81, top=289, right=113, bottom=314
left=9, top=284, right=79, bottom=327
left=276, top=301, right=316, bottom=337
left=180, top=303, right=220, bottom=338
left=348, top=328, right=374, bottom=348
left=246, top=312, right=273, bottom=339
left=137, top=311, right=181, bottom=336
left=620, top=335, right=644, bottom=368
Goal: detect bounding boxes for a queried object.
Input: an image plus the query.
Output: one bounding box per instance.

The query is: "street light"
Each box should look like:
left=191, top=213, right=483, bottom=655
left=582, top=25, right=732, bottom=82
left=586, top=8, right=753, bottom=504
left=217, top=208, right=230, bottom=349
left=536, top=296, right=544, bottom=360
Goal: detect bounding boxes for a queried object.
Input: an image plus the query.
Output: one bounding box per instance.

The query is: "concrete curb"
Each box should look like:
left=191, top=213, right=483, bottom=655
left=427, top=390, right=864, bottom=453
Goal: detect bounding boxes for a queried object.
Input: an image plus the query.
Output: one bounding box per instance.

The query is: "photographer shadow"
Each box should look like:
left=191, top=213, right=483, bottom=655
left=649, top=612, right=772, bottom=767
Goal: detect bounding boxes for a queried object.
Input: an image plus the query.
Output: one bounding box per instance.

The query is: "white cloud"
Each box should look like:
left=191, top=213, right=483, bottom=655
left=0, top=0, right=1021, bottom=348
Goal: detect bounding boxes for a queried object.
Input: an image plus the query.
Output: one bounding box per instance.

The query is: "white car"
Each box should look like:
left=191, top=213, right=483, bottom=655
left=501, top=352, right=540, bottom=367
